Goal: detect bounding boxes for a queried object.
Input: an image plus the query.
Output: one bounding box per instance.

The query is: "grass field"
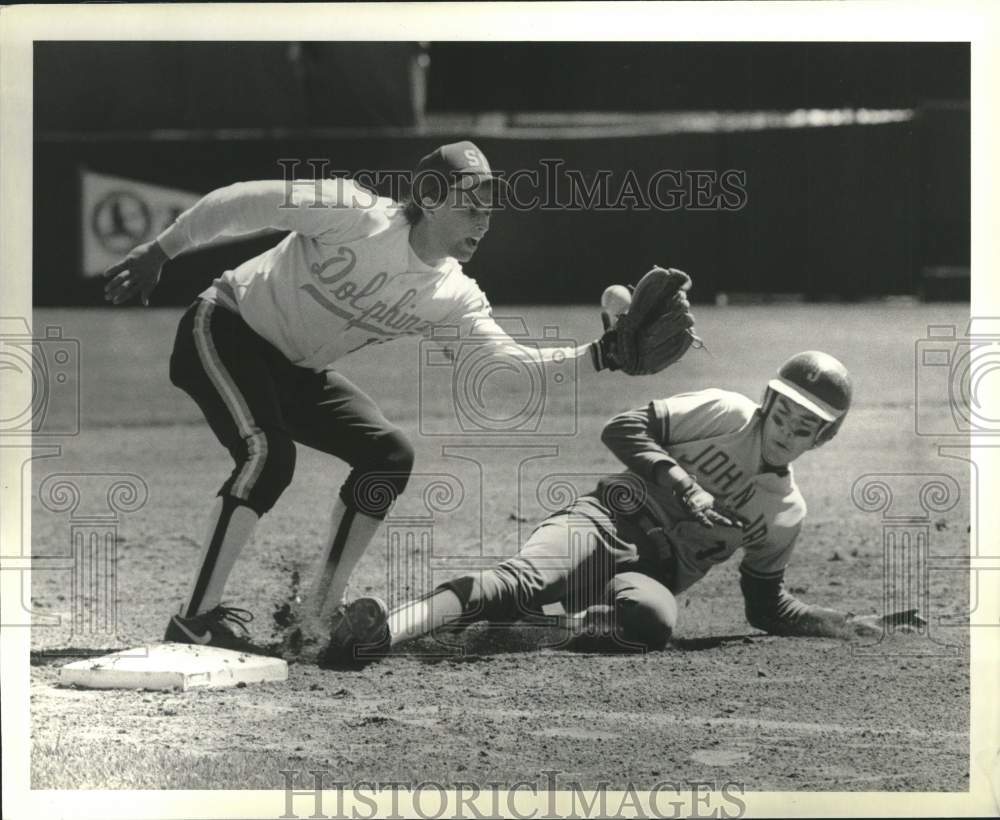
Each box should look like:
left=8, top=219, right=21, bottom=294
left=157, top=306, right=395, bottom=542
left=27, top=303, right=971, bottom=792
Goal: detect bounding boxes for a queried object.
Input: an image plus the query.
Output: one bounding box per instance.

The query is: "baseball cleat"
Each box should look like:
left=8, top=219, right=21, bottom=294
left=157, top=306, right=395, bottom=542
left=317, top=596, right=390, bottom=669
left=164, top=604, right=266, bottom=655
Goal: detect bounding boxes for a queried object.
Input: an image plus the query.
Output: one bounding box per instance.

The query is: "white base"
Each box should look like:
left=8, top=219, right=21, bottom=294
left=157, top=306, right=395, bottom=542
left=58, top=643, right=288, bottom=691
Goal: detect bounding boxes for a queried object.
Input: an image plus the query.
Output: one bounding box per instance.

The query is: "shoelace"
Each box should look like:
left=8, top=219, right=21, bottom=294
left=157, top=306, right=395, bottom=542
left=211, top=605, right=254, bottom=636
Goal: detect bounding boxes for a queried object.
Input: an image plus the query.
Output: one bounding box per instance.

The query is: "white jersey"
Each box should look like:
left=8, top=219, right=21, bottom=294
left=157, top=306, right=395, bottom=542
left=157, top=179, right=593, bottom=374
left=600, top=388, right=807, bottom=592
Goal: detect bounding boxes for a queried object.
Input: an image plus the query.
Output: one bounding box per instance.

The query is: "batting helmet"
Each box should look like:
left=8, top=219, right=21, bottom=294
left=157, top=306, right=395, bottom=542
left=762, top=351, right=853, bottom=445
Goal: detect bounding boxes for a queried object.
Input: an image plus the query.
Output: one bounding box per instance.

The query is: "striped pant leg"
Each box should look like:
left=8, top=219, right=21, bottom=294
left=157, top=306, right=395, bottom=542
left=169, top=300, right=296, bottom=516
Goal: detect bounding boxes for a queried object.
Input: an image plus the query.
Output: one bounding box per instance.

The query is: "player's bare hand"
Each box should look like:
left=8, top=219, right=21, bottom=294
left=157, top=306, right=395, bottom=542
left=844, top=609, right=927, bottom=638
left=698, top=507, right=745, bottom=529
left=711, top=501, right=749, bottom=530
left=102, top=240, right=168, bottom=306
left=845, top=609, right=927, bottom=638
left=675, top=479, right=746, bottom=530
left=844, top=614, right=883, bottom=638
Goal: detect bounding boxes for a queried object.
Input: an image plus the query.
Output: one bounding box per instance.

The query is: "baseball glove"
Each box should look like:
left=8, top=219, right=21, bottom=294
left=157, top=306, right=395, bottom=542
left=593, top=267, right=701, bottom=375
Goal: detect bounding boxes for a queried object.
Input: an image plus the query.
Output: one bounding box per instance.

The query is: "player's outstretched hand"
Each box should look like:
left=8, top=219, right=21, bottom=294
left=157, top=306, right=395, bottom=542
left=675, top=477, right=746, bottom=530
left=845, top=608, right=927, bottom=638
left=844, top=614, right=883, bottom=638
left=102, top=240, right=168, bottom=306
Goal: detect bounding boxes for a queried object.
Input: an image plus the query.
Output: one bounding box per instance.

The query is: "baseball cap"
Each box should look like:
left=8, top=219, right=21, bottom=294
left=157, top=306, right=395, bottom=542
left=413, top=140, right=504, bottom=205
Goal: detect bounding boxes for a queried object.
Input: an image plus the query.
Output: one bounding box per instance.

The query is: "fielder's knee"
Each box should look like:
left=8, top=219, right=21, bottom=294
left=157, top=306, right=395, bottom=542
left=606, top=572, right=677, bottom=650
left=342, top=427, right=415, bottom=518
left=221, top=429, right=296, bottom=516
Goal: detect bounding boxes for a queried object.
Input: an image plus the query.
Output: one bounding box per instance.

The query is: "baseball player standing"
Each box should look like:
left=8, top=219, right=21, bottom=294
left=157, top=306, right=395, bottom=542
left=326, top=351, right=892, bottom=665
left=102, top=141, right=696, bottom=656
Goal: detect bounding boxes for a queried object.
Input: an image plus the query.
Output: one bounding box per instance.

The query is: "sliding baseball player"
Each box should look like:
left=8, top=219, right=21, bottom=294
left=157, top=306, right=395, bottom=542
left=102, top=140, right=697, bottom=657
left=323, top=350, right=914, bottom=666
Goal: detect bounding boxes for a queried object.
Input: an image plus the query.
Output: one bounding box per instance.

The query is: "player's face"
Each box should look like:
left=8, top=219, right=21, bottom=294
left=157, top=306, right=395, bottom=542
left=761, top=396, right=824, bottom=466
left=426, top=185, right=493, bottom=262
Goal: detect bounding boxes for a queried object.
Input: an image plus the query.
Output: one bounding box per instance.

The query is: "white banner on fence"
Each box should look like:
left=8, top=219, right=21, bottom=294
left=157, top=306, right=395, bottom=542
left=80, top=169, right=200, bottom=277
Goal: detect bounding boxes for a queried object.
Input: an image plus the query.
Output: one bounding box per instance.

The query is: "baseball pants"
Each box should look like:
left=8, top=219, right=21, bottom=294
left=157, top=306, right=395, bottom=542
left=168, top=299, right=414, bottom=517
left=441, top=498, right=679, bottom=649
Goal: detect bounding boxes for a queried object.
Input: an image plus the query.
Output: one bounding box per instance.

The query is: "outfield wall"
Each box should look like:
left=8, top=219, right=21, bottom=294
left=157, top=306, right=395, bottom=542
left=33, top=108, right=968, bottom=306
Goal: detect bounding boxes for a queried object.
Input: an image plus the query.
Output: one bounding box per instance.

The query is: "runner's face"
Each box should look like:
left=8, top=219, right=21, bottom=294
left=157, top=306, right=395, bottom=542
left=426, top=185, right=493, bottom=262
left=761, top=396, right=824, bottom=466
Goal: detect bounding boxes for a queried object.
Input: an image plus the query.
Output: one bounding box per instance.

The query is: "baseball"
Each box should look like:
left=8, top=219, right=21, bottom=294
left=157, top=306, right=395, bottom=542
left=601, top=284, right=632, bottom=317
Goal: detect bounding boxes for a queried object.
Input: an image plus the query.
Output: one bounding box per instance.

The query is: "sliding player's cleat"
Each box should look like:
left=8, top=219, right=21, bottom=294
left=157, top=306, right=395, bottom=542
left=318, top=597, right=390, bottom=669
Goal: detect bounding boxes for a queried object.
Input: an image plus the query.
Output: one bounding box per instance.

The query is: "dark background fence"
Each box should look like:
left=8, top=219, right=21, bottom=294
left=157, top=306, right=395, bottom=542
left=32, top=42, right=969, bottom=306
